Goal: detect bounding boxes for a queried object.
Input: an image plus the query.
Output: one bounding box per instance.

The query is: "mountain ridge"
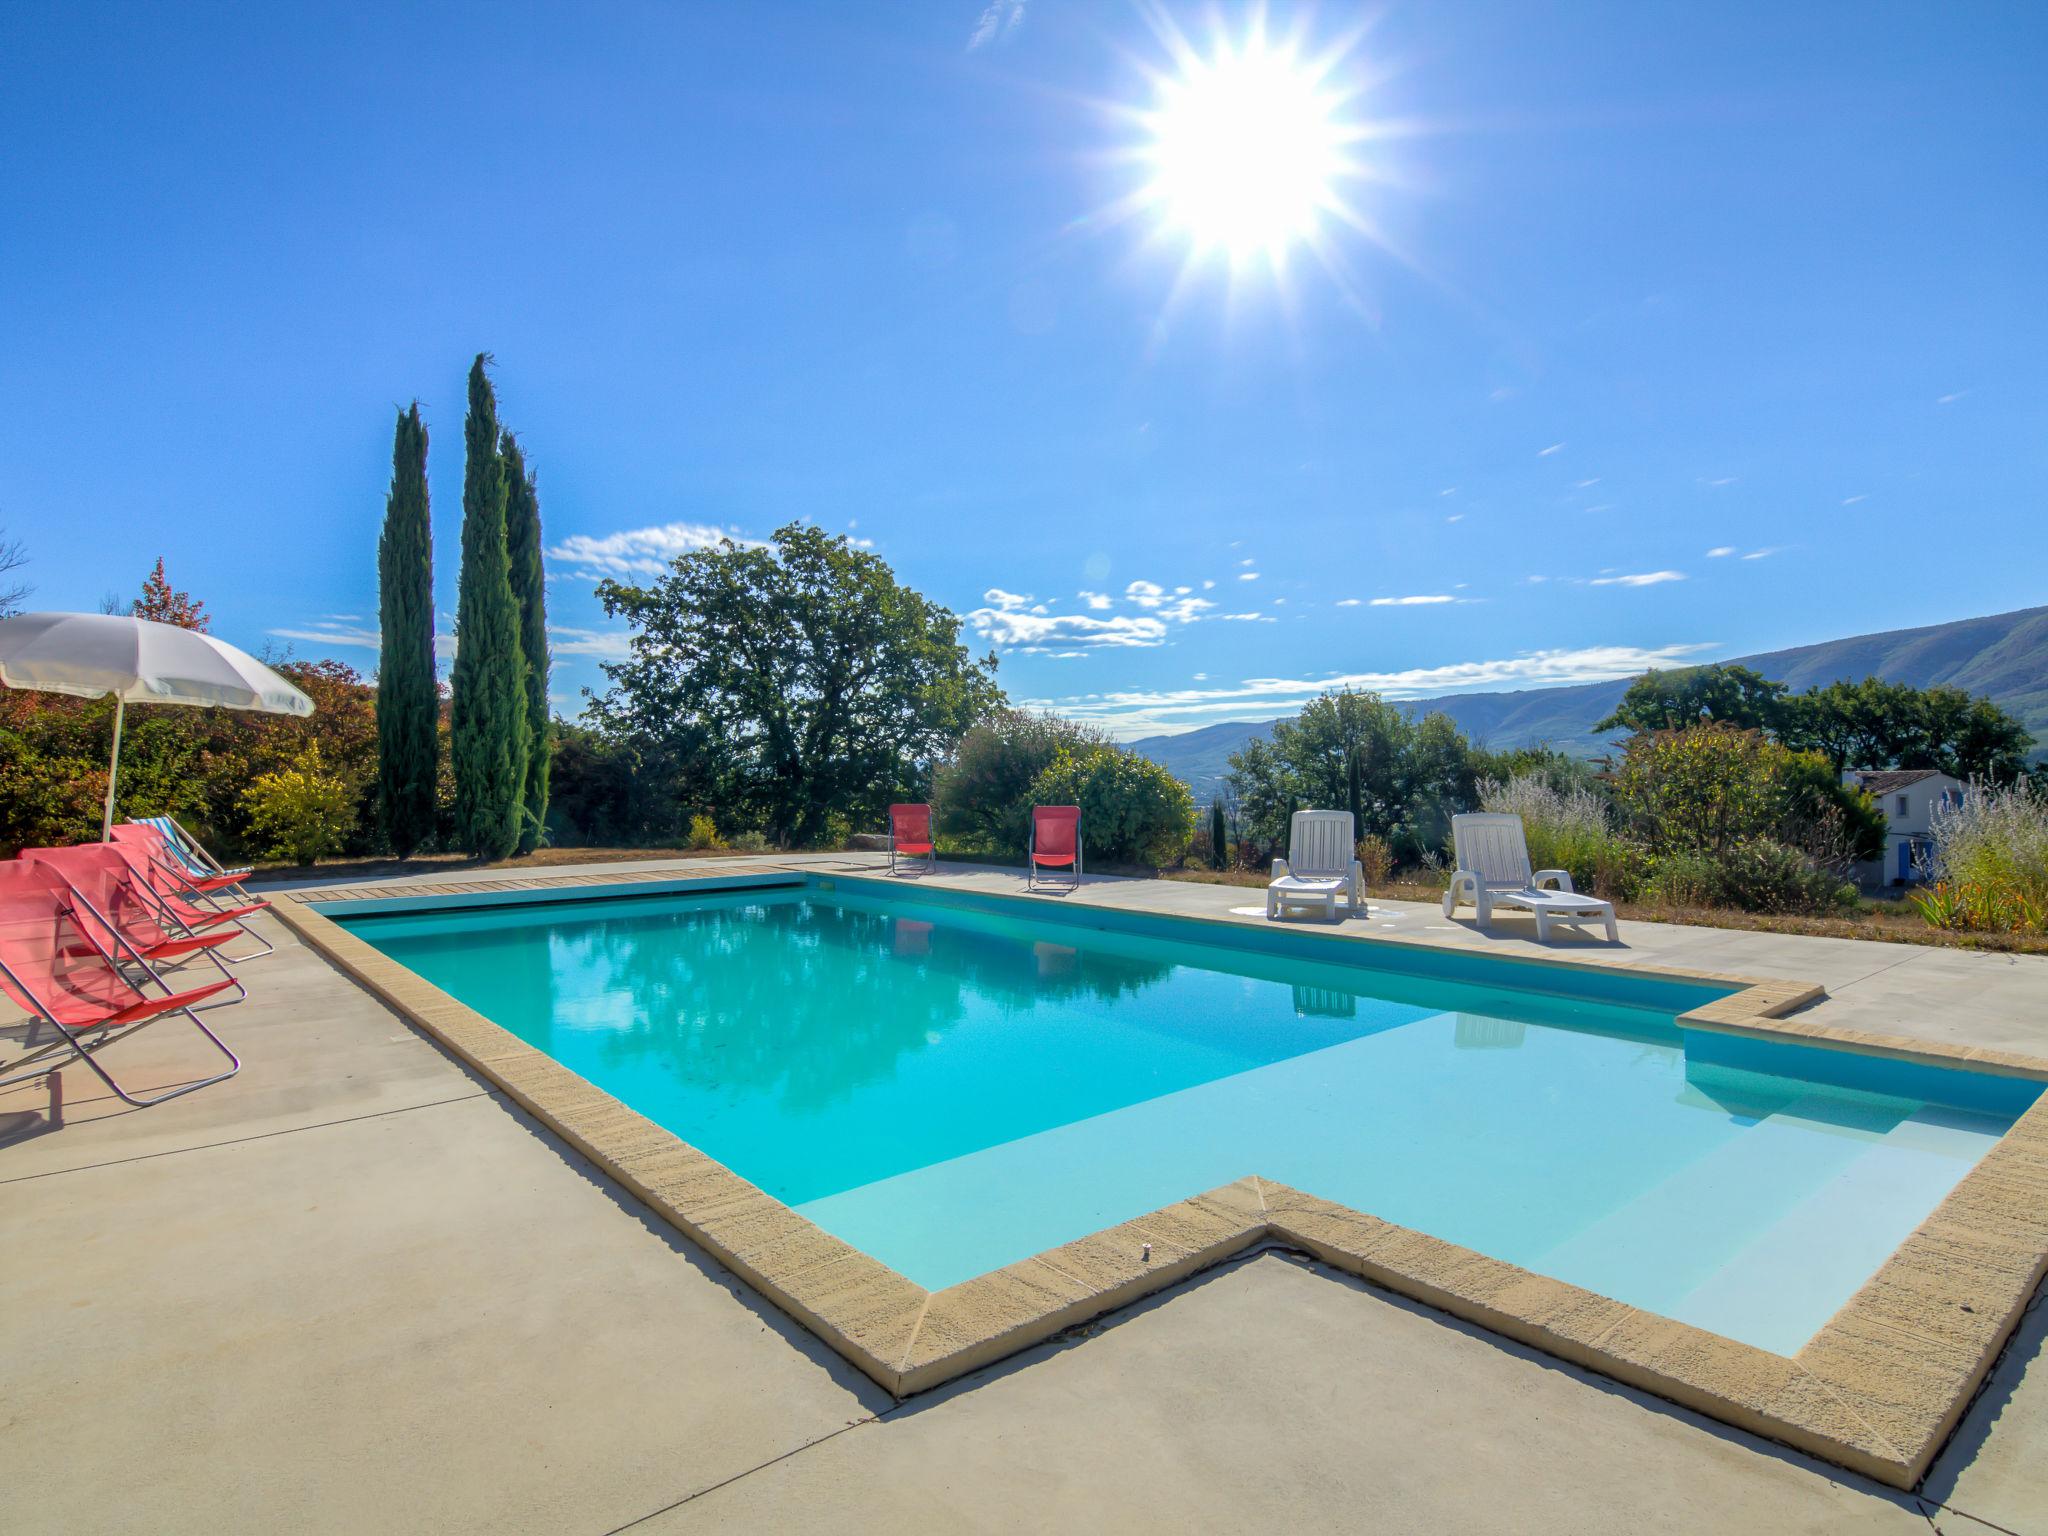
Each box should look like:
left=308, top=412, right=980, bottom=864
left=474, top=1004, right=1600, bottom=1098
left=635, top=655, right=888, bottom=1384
left=1128, top=604, right=2048, bottom=800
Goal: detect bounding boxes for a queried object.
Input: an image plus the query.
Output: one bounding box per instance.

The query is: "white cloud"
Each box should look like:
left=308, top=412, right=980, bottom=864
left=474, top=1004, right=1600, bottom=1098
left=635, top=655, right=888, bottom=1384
left=1740, top=548, right=1780, bottom=561
left=967, top=0, right=1025, bottom=49
left=1445, top=513, right=1465, bottom=523
left=1024, top=643, right=1720, bottom=738
left=1369, top=594, right=1457, bottom=606
left=967, top=606, right=1168, bottom=652
left=269, top=620, right=456, bottom=660
left=1125, top=579, right=1167, bottom=608
left=1079, top=590, right=1114, bottom=611
left=982, top=587, right=1032, bottom=611
left=1335, top=598, right=1362, bottom=607
left=269, top=622, right=380, bottom=649
left=1588, top=570, right=1685, bottom=587
left=1706, top=546, right=1737, bottom=558
left=546, top=521, right=763, bottom=579
left=1538, top=442, right=1565, bottom=457
left=1841, top=494, right=1868, bottom=506
left=1937, top=390, right=1969, bottom=405
left=1702, top=476, right=1737, bottom=487
left=549, top=626, right=632, bottom=659
left=1238, top=558, right=1256, bottom=567
left=1574, top=478, right=1600, bottom=489
left=1238, top=571, right=1260, bottom=581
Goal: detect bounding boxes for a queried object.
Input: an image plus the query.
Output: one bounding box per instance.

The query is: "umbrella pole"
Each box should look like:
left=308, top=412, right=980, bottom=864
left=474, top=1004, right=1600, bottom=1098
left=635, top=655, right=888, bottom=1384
left=101, top=696, right=126, bottom=842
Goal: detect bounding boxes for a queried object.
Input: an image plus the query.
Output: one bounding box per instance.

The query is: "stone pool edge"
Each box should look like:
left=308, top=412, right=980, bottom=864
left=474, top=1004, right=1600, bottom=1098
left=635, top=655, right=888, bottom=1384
left=271, top=877, right=2048, bottom=1492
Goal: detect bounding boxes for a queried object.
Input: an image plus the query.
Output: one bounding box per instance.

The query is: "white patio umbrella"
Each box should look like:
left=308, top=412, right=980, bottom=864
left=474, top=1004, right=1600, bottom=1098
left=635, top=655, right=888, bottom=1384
left=0, top=611, right=315, bottom=840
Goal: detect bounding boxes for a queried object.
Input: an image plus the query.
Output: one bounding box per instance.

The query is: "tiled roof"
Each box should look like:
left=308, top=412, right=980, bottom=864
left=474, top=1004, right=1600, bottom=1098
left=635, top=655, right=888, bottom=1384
left=1848, top=768, right=1946, bottom=794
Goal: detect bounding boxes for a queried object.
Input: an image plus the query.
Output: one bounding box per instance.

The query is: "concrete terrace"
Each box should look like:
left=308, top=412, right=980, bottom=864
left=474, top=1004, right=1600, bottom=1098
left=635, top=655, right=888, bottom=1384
left=4, top=853, right=2046, bottom=1533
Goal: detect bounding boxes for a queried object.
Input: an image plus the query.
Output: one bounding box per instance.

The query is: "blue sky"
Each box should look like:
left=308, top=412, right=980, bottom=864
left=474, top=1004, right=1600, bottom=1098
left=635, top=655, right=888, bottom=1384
left=3, top=2, right=2043, bottom=739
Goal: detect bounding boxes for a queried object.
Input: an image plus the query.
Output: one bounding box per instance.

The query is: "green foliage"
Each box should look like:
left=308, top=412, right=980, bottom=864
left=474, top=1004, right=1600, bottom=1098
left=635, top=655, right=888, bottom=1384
left=1596, top=664, right=1788, bottom=735
left=593, top=522, right=1003, bottom=848
left=1600, top=666, right=2035, bottom=784
left=1609, top=725, right=1790, bottom=860
left=1224, top=689, right=1478, bottom=862
left=1780, top=749, right=1886, bottom=863
left=1641, top=843, right=1855, bottom=916
left=449, top=354, right=530, bottom=860
left=0, top=659, right=379, bottom=861
left=239, top=743, right=356, bottom=865
left=1208, top=798, right=1228, bottom=870
left=376, top=402, right=438, bottom=857
left=687, top=812, right=725, bottom=851
left=932, top=709, right=1107, bottom=851
left=502, top=432, right=550, bottom=854
left=1027, top=746, right=1193, bottom=867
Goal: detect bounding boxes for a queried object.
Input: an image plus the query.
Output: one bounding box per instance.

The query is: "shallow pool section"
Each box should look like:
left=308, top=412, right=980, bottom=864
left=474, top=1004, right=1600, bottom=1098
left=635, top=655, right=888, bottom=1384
left=336, top=882, right=2038, bottom=1355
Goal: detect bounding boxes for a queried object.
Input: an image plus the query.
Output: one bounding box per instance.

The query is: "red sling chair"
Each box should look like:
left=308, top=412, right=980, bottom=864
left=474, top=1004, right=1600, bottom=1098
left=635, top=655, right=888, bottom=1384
left=887, top=803, right=935, bottom=876
left=1028, top=805, right=1083, bottom=891
left=80, top=828, right=274, bottom=962
left=24, top=845, right=245, bottom=1007
left=0, top=862, right=240, bottom=1108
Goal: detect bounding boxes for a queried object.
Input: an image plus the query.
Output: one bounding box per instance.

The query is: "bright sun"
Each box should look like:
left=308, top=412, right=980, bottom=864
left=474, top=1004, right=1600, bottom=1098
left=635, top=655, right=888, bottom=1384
left=1140, top=34, right=1349, bottom=264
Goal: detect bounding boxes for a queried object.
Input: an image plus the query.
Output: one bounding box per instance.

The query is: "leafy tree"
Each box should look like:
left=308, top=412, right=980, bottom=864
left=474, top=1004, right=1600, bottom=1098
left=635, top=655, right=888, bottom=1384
left=1608, top=725, right=1789, bottom=860
left=1028, top=746, right=1194, bottom=867
left=131, top=557, right=209, bottom=630
left=593, top=523, right=1003, bottom=847
left=449, top=354, right=530, bottom=859
left=1225, top=689, right=1478, bottom=860
left=1208, top=797, right=1228, bottom=870
left=932, top=709, right=1107, bottom=850
left=1782, top=678, right=2032, bottom=782
left=375, top=402, right=438, bottom=857
left=1595, top=664, right=1788, bottom=735
left=502, top=432, right=550, bottom=853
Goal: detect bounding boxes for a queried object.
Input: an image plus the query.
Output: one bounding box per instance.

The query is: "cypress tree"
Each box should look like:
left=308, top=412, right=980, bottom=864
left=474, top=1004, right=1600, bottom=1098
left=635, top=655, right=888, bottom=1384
left=1346, top=745, right=1364, bottom=833
left=502, top=432, right=550, bottom=854
left=376, top=403, right=438, bottom=857
left=1209, top=798, right=1228, bottom=870
left=449, top=354, right=529, bottom=859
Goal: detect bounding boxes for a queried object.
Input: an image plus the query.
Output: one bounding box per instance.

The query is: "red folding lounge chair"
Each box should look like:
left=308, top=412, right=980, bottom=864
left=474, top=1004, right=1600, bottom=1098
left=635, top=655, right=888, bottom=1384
left=0, top=863, right=240, bottom=1107
left=73, top=834, right=274, bottom=962
left=112, top=822, right=246, bottom=895
left=23, top=846, right=245, bottom=1007
left=1027, top=805, right=1083, bottom=891
left=887, top=802, right=936, bottom=876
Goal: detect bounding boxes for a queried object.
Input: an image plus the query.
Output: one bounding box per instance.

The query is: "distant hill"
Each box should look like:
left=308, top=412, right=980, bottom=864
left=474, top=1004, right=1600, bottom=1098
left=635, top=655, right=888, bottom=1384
left=1130, top=605, right=2048, bottom=800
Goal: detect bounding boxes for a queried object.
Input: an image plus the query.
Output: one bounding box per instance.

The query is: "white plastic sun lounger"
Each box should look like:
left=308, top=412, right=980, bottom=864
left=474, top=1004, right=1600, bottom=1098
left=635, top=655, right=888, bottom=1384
left=1443, top=812, right=1619, bottom=942
left=1267, top=809, right=1365, bottom=921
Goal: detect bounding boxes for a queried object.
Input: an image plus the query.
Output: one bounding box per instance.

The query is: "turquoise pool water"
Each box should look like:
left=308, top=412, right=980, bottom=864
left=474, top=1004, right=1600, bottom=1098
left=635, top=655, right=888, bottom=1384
left=335, top=880, right=2038, bottom=1354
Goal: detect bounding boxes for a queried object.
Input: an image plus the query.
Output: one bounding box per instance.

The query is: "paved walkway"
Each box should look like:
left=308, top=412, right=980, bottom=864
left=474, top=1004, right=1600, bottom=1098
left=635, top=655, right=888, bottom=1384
left=3, top=857, right=2044, bottom=1532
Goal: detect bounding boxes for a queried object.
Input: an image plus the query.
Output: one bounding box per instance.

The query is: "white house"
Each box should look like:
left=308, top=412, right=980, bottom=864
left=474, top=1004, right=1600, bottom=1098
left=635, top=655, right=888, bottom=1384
left=1842, top=768, right=1966, bottom=886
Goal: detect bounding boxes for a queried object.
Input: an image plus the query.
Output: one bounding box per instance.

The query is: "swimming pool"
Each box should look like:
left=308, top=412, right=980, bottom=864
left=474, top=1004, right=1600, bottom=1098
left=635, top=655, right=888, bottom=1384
left=333, top=879, right=2038, bottom=1357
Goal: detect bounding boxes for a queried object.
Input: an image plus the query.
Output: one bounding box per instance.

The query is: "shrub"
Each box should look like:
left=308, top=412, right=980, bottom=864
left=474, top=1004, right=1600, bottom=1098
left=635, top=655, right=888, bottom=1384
left=1027, top=746, right=1194, bottom=867
left=1922, top=781, right=2048, bottom=934
left=1641, top=841, right=1853, bottom=915
left=1356, top=834, right=1393, bottom=889
left=687, top=813, right=726, bottom=851
left=932, top=710, right=1109, bottom=851
left=240, top=743, right=356, bottom=865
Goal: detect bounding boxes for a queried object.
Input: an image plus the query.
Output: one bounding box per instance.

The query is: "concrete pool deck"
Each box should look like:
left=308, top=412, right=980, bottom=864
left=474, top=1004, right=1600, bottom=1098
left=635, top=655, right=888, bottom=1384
left=4, top=853, right=2046, bottom=1531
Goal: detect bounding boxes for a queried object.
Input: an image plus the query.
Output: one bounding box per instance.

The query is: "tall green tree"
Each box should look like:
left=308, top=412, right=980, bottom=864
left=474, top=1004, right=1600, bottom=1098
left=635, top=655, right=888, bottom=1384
left=593, top=523, right=1003, bottom=847
left=1209, top=797, right=1228, bottom=870
left=501, top=432, right=550, bottom=853
left=449, top=354, right=529, bottom=859
left=375, top=403, right=438, bottom=857
left=1224, top=689, right=1479, bottom=860
left=1595, top=664, right=1789, bottom=736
